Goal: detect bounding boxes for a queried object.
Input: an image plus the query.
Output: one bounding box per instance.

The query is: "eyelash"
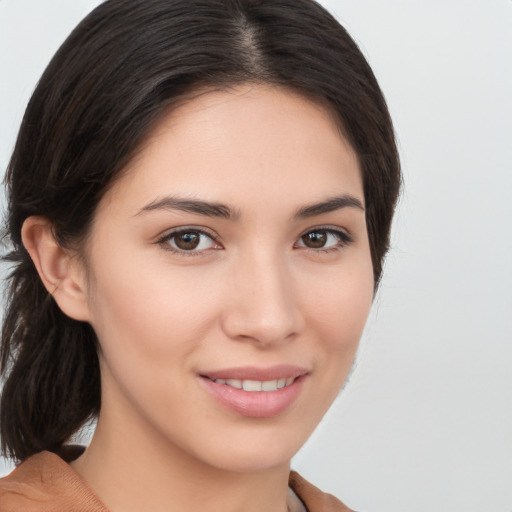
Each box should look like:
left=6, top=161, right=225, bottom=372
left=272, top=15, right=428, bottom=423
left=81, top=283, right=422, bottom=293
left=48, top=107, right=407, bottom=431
left=295, top=225, right=354, bottom=253
left=156, top=225, right=354, bottom=256
left=156, top=227, right=221, bottom=257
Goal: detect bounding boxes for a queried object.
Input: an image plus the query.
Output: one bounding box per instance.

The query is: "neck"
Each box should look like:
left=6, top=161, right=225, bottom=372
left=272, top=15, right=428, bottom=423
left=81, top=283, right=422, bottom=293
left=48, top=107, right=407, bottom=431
left=71, top=417, right=291, bottom=512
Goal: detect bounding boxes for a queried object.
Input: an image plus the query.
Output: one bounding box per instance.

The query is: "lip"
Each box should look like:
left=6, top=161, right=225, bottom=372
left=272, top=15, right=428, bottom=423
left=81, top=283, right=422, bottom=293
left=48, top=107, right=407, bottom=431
left=198, top=365, right=309, bottom=418
left=201, top=365, right=308, bottom=381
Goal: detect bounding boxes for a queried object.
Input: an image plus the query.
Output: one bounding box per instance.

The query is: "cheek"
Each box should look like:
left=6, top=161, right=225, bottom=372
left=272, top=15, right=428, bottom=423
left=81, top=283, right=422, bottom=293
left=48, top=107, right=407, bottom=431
left=311, top=273, right=373, bottom=407
left=86, top=256, right=214, bottom=360
left=301, top=260, right=374, bottom=353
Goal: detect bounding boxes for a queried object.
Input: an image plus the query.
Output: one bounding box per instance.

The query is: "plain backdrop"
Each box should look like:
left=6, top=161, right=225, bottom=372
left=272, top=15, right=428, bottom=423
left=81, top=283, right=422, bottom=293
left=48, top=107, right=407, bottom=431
left=1, top=1, right=511, bottom=511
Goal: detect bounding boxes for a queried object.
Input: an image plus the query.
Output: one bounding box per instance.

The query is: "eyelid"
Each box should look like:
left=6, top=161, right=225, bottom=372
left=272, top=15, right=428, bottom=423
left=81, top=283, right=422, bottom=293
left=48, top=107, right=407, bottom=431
left=156, top=225, right=219, bottom=241
left=295, top=225, right=354, bottom=249
left=154, top=224, right=353, bottom=256
left=156, top=226, right=223, bottom=255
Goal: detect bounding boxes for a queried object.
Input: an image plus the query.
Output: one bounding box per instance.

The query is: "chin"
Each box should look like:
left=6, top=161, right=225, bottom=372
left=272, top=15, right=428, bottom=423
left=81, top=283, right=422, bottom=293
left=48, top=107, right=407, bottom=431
left=207, top=448, right=294, bottom=474
left=185, top=423, right=311, bottom=474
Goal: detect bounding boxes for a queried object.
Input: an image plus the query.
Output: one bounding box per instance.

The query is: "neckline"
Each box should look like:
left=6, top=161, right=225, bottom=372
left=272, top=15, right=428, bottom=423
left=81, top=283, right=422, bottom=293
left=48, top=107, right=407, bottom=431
left=41, top=448, right=308, bottom=512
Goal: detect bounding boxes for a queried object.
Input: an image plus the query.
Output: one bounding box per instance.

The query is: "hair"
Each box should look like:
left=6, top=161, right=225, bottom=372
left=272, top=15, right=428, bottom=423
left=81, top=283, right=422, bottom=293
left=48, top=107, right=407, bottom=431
left=0, top=0, right=400, bottom=462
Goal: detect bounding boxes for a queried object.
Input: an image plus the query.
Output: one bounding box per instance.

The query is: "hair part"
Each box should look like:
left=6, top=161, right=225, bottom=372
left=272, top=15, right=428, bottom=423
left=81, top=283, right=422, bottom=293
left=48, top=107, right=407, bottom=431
left=1, top=0, right=400, bottom=462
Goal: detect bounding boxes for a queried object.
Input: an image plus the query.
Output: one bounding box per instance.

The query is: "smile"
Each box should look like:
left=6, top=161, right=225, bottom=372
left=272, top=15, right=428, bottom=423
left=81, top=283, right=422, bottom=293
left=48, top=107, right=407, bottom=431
left=199, top=365, right=309, bottom=417
left=211, top=377, right=295, bottom=392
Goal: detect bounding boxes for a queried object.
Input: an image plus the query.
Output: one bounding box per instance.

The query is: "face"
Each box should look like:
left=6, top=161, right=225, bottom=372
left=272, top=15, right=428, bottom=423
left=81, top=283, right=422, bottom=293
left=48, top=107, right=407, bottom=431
left=81, top=85, right=374, bottom=473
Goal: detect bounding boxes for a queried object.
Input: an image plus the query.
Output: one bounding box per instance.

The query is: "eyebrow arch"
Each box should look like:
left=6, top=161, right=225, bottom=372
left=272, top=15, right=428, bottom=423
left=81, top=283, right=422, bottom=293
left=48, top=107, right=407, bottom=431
left=295, top=195, right=364, bottom=218
left=136, top=196, right=239, bottom=219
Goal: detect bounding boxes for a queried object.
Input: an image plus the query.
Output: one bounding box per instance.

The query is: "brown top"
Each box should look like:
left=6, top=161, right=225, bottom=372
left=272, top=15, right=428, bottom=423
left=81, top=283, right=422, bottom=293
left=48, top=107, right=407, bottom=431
left=0, top=450, right=354, bottom=512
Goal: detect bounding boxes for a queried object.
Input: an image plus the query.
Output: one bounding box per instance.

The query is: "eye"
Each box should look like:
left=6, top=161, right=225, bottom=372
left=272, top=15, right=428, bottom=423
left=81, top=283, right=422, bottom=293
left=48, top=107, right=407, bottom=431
left=295, top=228, right=352, bottom=251
left=157, top=228, right=220, bottom=253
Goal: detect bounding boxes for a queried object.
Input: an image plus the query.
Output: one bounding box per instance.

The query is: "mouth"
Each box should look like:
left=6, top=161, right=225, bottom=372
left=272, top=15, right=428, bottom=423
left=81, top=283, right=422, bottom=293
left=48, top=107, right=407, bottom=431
left=205, top=377, right=296, bottom=392
left=198, top=365, right=309, bottom=418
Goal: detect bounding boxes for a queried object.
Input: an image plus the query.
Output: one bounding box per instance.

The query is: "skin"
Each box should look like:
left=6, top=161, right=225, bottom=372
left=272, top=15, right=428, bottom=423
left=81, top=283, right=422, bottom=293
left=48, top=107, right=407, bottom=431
left=23, top=84, right=374, bottom=512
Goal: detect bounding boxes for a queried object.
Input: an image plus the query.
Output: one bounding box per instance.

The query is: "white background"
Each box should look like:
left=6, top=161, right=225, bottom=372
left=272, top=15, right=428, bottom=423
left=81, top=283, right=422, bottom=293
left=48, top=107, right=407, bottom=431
left=1, top=1, right=511, bottom=511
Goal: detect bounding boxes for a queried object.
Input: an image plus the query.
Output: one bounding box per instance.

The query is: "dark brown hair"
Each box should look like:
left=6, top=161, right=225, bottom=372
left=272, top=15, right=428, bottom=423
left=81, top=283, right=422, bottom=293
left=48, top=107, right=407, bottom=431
left=1, top=0, right=400, bottom=462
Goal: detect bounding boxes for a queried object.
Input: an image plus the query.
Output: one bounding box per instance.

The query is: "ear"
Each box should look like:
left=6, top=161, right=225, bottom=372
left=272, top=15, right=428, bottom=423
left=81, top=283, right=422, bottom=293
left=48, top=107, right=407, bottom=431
left=21, top=216, right=91, bottom=322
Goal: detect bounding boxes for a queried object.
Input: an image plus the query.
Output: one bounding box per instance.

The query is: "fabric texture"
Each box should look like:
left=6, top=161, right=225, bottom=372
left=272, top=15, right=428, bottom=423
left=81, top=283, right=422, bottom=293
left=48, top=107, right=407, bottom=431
left=0, top=450, right=354, bottom=511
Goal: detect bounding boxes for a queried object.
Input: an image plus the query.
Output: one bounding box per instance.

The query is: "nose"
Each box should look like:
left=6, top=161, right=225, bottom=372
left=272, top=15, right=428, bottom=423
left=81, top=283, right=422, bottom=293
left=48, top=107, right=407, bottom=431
left=220, top=250, right=304, bottom=347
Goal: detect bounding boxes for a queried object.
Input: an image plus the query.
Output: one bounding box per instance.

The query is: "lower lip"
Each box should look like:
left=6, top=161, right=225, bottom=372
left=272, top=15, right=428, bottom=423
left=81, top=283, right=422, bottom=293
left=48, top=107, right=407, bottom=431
left=199, top=375, right=306, bottom=418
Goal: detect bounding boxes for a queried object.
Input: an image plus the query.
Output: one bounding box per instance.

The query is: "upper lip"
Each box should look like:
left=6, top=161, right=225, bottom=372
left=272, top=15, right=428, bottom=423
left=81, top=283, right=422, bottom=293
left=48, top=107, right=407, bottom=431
left=200, top=365, right=309, bottom=381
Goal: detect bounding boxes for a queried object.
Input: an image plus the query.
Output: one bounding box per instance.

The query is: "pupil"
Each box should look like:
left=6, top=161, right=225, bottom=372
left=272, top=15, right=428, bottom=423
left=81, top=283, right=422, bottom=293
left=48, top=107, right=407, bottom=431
left=303, top=231, right=327, bottom=248
left=176, top=232, right=200, bottom=250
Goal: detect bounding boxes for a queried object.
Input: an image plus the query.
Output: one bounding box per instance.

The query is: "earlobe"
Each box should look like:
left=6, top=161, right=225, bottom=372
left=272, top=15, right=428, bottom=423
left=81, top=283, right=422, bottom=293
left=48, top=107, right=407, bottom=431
left=21, top=216, right=91, bottom=322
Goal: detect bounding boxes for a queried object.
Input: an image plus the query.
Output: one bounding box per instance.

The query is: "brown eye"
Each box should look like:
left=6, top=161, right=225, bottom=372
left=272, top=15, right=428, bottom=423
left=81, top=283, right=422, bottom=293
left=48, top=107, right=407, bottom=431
left=301, top=230, right=328, bottom=249
left=160, top=229, right=218, bottom=253
left=174, top=232, right=201, bottom=250
left=296, top=228, right=351, bottom=251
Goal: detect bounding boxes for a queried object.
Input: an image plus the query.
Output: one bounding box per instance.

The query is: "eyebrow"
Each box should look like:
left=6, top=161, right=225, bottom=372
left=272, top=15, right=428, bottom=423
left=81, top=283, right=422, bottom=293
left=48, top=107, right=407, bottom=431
left=136, top=196, right=239, bottom=219
left=136, top=194, right=364, bottom=220
left=294, top=195, right=364, bottom=218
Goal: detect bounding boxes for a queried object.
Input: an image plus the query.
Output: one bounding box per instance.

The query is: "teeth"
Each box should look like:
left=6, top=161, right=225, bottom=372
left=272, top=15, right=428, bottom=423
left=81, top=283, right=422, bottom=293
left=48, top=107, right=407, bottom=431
left=214, top=377, right=296, bottom=391
left=243, top=380, right=262, bottom=391
left=226, top=379, right=242, bottom=389
left=262, top=380, right=278, bottom=391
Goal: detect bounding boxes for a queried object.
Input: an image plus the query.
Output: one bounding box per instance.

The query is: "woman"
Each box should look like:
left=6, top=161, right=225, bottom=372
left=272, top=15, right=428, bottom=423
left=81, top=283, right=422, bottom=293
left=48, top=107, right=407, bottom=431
left=0, top=1, right=400, bottom=511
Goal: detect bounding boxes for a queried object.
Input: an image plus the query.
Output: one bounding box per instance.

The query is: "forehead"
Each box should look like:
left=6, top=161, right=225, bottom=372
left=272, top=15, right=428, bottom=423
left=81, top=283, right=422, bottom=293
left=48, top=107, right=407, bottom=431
left=100, top=84, right=363, bottom=215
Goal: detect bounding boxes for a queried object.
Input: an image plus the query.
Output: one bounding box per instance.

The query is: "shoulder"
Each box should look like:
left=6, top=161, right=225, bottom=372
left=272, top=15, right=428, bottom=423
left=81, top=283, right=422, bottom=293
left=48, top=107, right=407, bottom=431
left=289, top=471, right=355, bottom=512
left=1, top=455, right=354, bottom=512
left=0, top=451, right=108, bottom=512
